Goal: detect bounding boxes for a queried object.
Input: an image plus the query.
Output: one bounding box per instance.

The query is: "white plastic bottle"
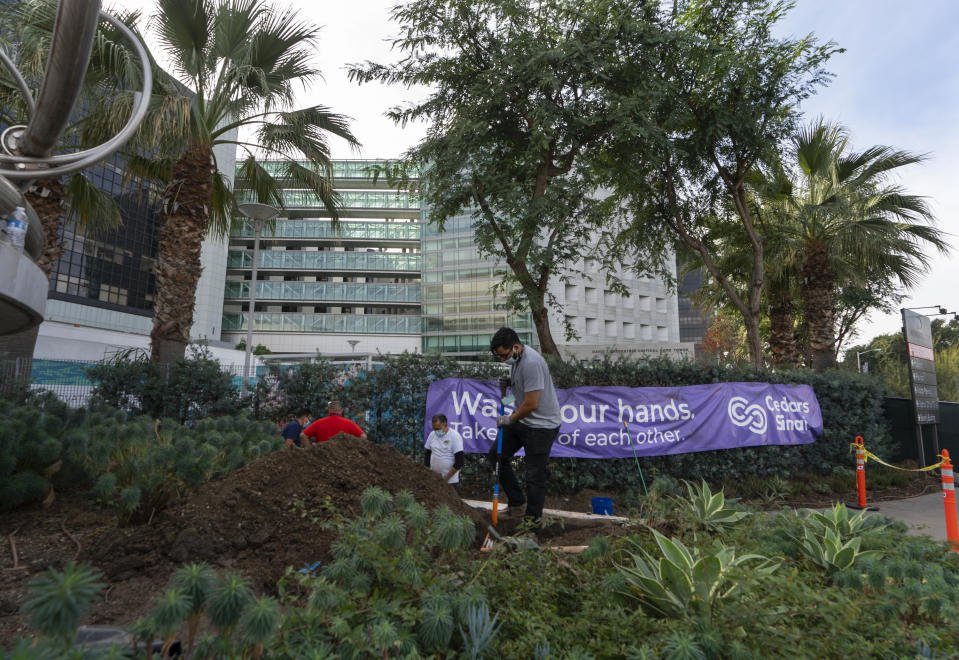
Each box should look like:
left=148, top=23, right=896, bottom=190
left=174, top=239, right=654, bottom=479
left=5, top=206, right=28, bottom=253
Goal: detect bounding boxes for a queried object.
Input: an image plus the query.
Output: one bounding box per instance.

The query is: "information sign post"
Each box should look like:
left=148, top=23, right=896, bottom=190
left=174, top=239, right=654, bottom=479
left=902, top=308, right=940, bottom=466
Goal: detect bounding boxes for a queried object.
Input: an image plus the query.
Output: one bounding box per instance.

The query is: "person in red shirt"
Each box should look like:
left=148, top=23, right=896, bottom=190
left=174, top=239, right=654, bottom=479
left=300, top=400, right=367, bottom=444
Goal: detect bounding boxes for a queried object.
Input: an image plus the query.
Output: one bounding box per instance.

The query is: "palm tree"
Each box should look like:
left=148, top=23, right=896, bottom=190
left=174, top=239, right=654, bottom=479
left=118, top=0, right=359, bottom=363
left=788, top=120, right=949, bottom=371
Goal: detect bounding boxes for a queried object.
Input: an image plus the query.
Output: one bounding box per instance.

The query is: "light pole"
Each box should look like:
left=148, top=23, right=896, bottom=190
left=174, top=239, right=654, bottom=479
left=238, top=202, right=279, bottom=395
left=856, top=348, right=880, bottom=374
left=347, top=340, right=360, bottom=353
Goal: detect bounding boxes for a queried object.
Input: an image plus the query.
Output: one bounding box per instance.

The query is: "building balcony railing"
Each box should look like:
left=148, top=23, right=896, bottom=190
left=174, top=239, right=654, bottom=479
left=231, top=219, right=421, bottom=242
left=226, top=250, right=422, bottom=272
left=224, top=281, right=421, bottom=304
left=222, top=312, right=422, bottom=334
left=235, top=189, right=419, bottom=211
left=237, top=159, right=419, bottom=180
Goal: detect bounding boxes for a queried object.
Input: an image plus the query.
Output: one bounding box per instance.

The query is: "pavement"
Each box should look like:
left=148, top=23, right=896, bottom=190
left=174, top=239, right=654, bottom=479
left=464, top=493, right=959, bottom=542
left=859, top=492, right=958, bottom=542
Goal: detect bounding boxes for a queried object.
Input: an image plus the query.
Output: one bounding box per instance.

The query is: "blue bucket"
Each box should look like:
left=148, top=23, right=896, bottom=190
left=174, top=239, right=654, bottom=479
left=591, top=497, right=614, bottom=515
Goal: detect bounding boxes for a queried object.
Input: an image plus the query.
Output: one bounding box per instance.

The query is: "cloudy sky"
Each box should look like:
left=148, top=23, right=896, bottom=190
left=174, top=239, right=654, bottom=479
left=116, top=0, right=958, bottom=343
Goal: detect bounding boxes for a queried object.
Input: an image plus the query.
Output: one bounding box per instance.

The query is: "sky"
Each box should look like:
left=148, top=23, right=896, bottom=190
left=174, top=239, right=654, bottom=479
left=113, top=0, right=958, bottom=344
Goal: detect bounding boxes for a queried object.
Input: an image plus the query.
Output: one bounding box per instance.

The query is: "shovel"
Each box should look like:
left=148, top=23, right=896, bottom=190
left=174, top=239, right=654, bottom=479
left=482, top=385, right=513, bottom=551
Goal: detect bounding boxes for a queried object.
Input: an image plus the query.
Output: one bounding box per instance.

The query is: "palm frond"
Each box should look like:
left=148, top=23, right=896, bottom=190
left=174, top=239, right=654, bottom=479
left=207, top=169, right=237, bottom=239
left=64, top=172, right=124, bottom=236
left=152, top=0, right=215, bottom=84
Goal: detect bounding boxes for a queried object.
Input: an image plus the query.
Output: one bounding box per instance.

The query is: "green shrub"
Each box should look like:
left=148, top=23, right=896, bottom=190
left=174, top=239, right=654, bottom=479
left=87, top=346, right=242, bottom=422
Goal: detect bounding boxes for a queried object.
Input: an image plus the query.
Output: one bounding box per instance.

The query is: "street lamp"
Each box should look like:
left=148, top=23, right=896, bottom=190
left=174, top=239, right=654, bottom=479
left=905, top=305, right=947, bottom=315
left=856, top=348, right=880, bottom=374
left=347, top=340, right=360, bottom=353
left=238, top=202, right=279, bottom=395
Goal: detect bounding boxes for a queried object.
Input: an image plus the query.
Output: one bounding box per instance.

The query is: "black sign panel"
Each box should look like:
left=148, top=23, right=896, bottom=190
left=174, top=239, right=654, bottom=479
left=911, top=383, right=939, bottom=400
left=911, top=368, right=938, bottom=386
left=910, top=356, right=936, bottom=373
left=902, top=309, right=940, bottom=425
left=903, top=309, right=933, bottom=348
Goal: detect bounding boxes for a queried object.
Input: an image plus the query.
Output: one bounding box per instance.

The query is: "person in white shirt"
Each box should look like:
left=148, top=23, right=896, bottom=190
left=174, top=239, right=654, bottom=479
left=424, top=414, right=464, bottom=486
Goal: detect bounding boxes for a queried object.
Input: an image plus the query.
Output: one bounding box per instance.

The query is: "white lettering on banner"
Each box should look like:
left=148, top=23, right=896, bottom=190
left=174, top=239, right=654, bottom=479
left=616, top=398, right=693, bottom=423
left=764, top=395, right=810, bottom=414
left=451, top=391, right=501, bottom=419
left=448, top=421, right=497, bottom=443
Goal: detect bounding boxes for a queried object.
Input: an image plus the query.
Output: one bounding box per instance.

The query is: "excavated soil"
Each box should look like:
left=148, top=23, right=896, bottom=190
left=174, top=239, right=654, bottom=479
left=0, top=434, right=623, bottom=647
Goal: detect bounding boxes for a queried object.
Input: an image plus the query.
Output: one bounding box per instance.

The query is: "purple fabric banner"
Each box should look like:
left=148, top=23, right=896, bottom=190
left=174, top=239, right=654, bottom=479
left=424, top=378, right=822, bottom=459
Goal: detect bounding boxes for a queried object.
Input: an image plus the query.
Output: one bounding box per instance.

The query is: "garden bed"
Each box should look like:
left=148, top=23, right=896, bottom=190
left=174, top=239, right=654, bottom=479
left=0, top=434, right=622, bottom=648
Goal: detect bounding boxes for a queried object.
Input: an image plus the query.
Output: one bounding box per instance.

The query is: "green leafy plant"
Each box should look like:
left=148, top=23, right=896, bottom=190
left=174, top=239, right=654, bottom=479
left=617, top=530, right=778, bottom=622
left=680, top=480, right=750, bottom=531
left=795, top=527, right=879, bottom=573
left=801, top=502, right=890, bottom=541
left=22, top=563, right=104, bottom=649
left=458, top=603, right=502, bottom=660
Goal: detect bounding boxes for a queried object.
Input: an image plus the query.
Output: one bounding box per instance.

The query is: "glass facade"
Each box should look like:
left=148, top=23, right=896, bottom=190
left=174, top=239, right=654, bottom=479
left=222, top=312, right=421, bottom=334
left=420, top=211, right=534, bottom=355
left=225, top=160, right=422, bottom=345
left=232, top=219, right=421, bottom=241
left=224, top=281, right=421, bottom=304
left=255, top=159, right=419, bottom=179
left=235, top=189, right=418, bottom=210
left=49, top=156, right=160, bottom=316
left=227, top=250, right=421, bottom=272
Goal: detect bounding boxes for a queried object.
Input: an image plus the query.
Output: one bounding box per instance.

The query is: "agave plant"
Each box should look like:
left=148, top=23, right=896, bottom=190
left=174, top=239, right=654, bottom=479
left=618, top=530, right=778, bottom=622
left=681, top=481, right=750, bottom=531
left=801, top=502, right=889, bottom=541
left=795, top=526, right=880, bottom=574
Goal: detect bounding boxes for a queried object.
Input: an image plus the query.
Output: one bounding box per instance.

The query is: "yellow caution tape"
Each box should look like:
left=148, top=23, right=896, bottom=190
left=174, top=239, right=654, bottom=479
left=850, top=442, right=944, bottom=472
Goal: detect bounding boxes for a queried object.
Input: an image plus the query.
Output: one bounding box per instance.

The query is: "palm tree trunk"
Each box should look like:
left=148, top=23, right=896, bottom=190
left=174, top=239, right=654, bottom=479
left=801, top=241, right=836, bottom=371
left=768, top=277, right=800, bottom=369
left=0, top=178, right=67, bottom=365
left=150, top=143, right=215, bottom=364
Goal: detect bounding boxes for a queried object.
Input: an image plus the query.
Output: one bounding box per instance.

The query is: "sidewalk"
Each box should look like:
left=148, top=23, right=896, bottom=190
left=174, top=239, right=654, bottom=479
left=862, top=493, right=957, bottom=542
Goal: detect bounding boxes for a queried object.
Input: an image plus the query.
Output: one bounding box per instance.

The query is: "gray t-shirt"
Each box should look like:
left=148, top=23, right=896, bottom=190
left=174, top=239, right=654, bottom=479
left=510, top=345, right=561, bottom=429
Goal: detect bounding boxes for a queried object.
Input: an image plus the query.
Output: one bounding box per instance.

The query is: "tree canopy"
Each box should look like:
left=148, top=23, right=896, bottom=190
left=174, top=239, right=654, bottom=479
left=351, top=0, right=676, bottom=354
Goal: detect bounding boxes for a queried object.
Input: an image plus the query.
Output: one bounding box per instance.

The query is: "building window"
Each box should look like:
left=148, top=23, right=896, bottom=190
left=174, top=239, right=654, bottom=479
left=639, top=295, right=651, bottom=311
left=623, top=322, right=635, bottom=339
left=656, top=297, right=667, bottom=313
left=657, top=326, right=668, bottom=341
left=605, top=320, right=617, bottom=337
left=585, top=318, right=598, bottom=335
left=604, top=290, right=616, bottom=306
left=641, top=324, right=652, bottom=340
left=565, top=284, right=578, bottom=302
left=585, top=287, right=597, bottom=304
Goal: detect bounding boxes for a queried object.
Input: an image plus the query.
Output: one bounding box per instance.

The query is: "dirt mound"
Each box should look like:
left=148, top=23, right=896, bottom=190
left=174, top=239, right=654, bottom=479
left=93, top=434, right=486, bottom=591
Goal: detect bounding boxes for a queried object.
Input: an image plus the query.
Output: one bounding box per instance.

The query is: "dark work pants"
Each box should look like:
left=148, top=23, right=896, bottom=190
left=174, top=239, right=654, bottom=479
left=489, top=423, right=558, bottom=522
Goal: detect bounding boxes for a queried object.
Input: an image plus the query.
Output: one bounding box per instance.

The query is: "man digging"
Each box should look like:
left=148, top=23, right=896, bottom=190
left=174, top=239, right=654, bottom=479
left=488, top=327, right=561, bottom=526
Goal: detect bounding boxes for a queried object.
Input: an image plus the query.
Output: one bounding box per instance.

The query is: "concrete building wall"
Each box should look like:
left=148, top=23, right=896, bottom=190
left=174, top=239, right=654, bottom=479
left=191, top=135, right=238, bottom=343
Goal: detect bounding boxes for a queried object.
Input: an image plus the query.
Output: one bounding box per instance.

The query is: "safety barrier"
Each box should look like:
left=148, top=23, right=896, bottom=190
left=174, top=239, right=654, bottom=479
left=850, top=436, right=959, bottom=551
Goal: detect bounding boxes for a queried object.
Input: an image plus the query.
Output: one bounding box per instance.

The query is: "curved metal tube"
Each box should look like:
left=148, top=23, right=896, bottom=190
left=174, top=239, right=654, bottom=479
left=0, top=10, right=153, bottom=180
left=0, top=49, right=36, bottom=117
left=18, top=0, right=100, bottom=158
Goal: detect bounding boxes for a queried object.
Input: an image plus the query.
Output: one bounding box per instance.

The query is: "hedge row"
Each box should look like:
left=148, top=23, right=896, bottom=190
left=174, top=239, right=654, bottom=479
left=83, top=351, right=892, bottom=492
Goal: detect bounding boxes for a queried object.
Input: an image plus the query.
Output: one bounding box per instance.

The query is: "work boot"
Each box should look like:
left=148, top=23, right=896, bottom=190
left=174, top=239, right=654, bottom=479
left=504, top=503, right=526, bottom=518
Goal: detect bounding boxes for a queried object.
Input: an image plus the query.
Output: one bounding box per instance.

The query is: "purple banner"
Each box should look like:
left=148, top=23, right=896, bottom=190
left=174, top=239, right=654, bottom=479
left=424, top=378, right=822, bottom=458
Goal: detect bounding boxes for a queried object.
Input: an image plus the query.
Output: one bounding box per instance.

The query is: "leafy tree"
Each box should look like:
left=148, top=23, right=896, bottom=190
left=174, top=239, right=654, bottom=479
left=350, top=0, right=676, bottom=354
left=98, top=0, right=359, bottom=363
left=615, top=0, right=838, bottom=368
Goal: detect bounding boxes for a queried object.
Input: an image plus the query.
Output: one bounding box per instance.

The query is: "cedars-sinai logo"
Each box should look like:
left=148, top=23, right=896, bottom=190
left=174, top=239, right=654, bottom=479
left=728, top=397, right=767, bottom=434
